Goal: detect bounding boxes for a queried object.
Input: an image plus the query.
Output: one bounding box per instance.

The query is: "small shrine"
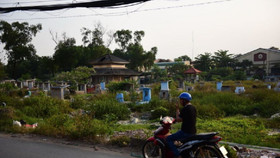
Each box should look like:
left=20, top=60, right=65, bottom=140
left=90, top=54, right=140, bottom=85
left=184, top=67, right=202, bottom=82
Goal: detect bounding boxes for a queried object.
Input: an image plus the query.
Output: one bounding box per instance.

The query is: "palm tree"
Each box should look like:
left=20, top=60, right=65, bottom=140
left=212, top=50, right=236, bottom=68
left=193, top=53, right=213, bottom=71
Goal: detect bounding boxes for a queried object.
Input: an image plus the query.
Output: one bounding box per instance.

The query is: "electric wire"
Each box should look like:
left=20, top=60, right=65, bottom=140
left=0, top=0, right=233, bottom=20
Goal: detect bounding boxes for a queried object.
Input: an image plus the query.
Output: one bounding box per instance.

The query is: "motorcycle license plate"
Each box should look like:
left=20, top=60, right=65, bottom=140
left=219, top=146, right=228, bottom=158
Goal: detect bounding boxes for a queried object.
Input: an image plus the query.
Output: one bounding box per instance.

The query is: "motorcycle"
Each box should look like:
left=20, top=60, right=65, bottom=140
left=142, top=116, right=228, bottom=158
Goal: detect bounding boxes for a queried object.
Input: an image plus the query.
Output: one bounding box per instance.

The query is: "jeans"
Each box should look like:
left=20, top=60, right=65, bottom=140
left=166, top=130, right=193, bottom=157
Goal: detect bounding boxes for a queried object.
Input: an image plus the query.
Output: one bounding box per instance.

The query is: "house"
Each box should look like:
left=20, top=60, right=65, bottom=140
left=154, top=60, right=190, bottom=70
left=90, top=54, right=140, bottom=85
left=236, top=47, right=280, bottom=79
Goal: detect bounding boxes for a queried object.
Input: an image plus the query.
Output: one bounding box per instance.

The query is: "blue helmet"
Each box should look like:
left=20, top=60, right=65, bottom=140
left=178, top=92, right=192, bottom=101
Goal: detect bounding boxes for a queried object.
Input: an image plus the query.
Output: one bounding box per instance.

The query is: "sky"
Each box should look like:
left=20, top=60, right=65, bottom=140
left=1, top=0, right=280, bottom=64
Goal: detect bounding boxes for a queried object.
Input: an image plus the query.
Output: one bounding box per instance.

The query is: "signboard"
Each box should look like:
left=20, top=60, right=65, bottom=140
left=254, top=53, right=267, bottom=61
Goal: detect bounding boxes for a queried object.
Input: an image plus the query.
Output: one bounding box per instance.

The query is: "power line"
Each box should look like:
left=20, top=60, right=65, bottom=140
left=0, top=0, right=82, bottom=5
left=0, top=0, right=150, bottom=13
left=0, top=0, right=233, bottom=20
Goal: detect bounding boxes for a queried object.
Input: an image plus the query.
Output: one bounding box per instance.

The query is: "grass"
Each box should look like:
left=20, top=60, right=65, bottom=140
left=0, top=81, right=280, bottom=149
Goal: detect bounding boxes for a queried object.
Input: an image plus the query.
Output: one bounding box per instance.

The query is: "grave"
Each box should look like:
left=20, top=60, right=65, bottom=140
left=217, top=81, right=223, bottom=91
left=159, top=81, right=170, bottom=100
left=221, top=86, right=231, bottom=92
left=51, top=85, right=69, bottom=100
left=116, top=93, right=124, bottom=103
left=142, top=87, right=151, bottom=102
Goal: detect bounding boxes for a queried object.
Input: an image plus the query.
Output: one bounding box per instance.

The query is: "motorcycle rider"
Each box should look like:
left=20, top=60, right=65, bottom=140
left=166, top=92, right=197, bottom=158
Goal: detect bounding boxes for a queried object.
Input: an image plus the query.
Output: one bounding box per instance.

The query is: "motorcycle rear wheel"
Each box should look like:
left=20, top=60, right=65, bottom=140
left=142, top=140, right=164, bottom=158
left=194, top=145, right=223, bottom=158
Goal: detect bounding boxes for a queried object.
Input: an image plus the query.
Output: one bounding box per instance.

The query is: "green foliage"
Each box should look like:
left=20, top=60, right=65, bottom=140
left=224, top=144, right=238, bottom=158
left=195, top=116, right=280, bottom=148
left=0, top=20, right=42, bottom=79
left=109, top=136, right=130, bottom=147
left=53, top=66, right=94, bottom=84
left=0, top=61, right=6, bottom=80
left=88, top=99, right=130, bottom=120
left=113, top=29, right=156, bottom=71
left=70, top=94, right=92, bottom=109
left=106, top=80, right=134, bottom=93
left=22, top=95, right=71, bottom=118
left=0, top=82, right=17, bottom=92
left=35, top=114, right=113, bottom=139
left=151, top=106, right=168, bottom=119
left=195, top=103, right=225, bottom=119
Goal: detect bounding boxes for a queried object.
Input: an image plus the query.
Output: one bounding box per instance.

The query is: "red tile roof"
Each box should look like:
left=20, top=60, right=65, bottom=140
left=184, top=67, right=202, bottom=74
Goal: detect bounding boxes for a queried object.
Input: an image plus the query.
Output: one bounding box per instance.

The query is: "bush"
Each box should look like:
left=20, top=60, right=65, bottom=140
left=195, top=103, right=225, bottom=119
left=151, top=106, right=168, bottom=119
left=109, top=136, right=130, bottom=147
left=70, top=94, right=92, bottom=109
left=36, top=115, right=113, bottom=139
left=22, top=95, right=71, bottom=118
left=224, top=144, right=238, bottom=158
left=88, top=99, right=130, bottom=120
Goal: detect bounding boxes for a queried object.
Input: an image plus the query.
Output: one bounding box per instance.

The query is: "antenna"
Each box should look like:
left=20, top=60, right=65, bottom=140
left=192, top=31, right=194, bottom=61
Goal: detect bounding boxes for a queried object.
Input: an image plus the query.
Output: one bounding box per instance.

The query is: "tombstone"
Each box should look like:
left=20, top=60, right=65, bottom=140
left=274, top=82, right=280, bottom=92
left=100, top=82, right=106, bottom=91
left=161, top=81, right=169, bottom=91
left=116, top=93, right=124, bottom=103
left=38, top=82, right=44, bottom=90
left=77, top=84, right=87, bottom=94
left=16, top=81, right=23, bottom=89
left=185, top=86, right=193, bottom=91
left=51, top=85, right=69, bottom=100
left=142, top=88, right=151, bottom=102
left=221, top=86, right=231, bottom=92
left=23, top=81, right=28, bottom=88
left=199, top=82, right=204, bottom=87
left=44, top=82, right=51, bottom=91
left=160, top=81, right=170, bottom=100
left=28, top=81, right=34, bottom=89
left=267, top=84, right=271, bottom=90
left=179, top=81, right=185, bottom=89
left=28, top=91, right=32, bottom=96
left=217, top=81, right=223, bottom=91
left=235, top=87, right=245, bottom=94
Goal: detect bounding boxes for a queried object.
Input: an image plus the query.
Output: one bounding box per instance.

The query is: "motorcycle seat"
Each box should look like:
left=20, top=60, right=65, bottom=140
left=180, top=132, right=218, bottom=143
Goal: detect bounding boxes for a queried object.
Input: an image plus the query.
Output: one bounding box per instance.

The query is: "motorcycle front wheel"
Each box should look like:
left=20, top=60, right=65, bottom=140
left=142, top=140, right=164, bottom=158
left=194, top=145, right=223, bottom=158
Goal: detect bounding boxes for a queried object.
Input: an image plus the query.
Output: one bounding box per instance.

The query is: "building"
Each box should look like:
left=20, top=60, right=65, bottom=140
left=236, top=48, right=280, bottom=77
left=154, top=60, right=191, bottom=70
left=90, top=54, right=140, bottom=84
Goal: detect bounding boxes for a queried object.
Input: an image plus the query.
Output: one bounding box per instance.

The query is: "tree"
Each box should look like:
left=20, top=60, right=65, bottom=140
left=81, top=23, right=112, bottom=64
left=0, top=60, right=6, bottom=80
left=53, top=66, right=94, bottom=90
left=167, top=62, right=189, bottom=81
left=193, top=53, right=213, bottom=71
left=0, top=21, right=42, bottom=79
left=113, top=30, right=132, bottom=51
left=174, top=55, right=191, bottom=62
left=113, top=30, right=157, bottom=72
left=53, top=35, right=79, bottom=72
left=152, top=65, right=168, bottom=82
left=212, top=50, right=236, bottom=68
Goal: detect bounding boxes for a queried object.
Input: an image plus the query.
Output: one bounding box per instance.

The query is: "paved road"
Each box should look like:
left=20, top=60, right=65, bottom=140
left=0, top=134, right=132, bottom=158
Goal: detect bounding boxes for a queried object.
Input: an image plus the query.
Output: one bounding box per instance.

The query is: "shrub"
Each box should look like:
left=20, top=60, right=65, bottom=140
left=70, top=94, right=92, bottom=109
left=195, top=103, right=225, bottom=119
left=22, top=95, right=71, bottom=118
left=88, top=99, right=130, bottom=120
left=109, top=136, right=130, bottom=147
left=224, top=144, right=238, bottom=158
left=36, top=115, right=113, bottom=139
left=151, top=106, right=168, bottom=119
